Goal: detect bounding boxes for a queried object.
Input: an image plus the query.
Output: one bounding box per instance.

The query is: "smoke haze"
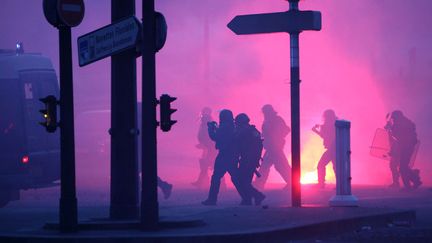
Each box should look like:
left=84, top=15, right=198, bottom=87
left=1, top=0, right=431, bottom=190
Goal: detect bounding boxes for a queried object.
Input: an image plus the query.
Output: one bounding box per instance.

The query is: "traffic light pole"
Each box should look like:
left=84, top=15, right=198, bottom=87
left=58, top=26, right=78, bottom=232
left=110, top=0, right=139, bottom=220
left=289, top=0, right=301, bottom=208
left=141, top=0, right=159, bottom=229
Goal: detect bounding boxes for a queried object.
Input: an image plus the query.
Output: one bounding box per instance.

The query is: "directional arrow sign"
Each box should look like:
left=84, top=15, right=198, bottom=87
left=228, top=10, right=321, bottom=35
left=78, top=16, right=141, bottom=66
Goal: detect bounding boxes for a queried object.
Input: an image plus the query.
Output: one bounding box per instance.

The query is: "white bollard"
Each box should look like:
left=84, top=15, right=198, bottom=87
left=329, top=120, right=358, bottom=207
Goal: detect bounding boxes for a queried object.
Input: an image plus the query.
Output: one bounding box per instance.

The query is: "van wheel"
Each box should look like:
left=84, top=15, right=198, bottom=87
left=0, top=189, right=12, bottom=208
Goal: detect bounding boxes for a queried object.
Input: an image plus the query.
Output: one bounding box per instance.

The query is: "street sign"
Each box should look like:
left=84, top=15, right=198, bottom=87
left=228, top=10, right=321, bottom=35
left=78, top=16, right=141, bottom=66
left=43, top=0, right=85, bottom=28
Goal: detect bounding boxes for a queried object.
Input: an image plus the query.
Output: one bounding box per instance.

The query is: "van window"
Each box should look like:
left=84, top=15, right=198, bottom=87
left=19, top=71, right=60, bottom=152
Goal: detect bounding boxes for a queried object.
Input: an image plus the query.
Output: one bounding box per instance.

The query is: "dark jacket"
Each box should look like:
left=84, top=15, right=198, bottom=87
left=391, top=117, right=418, bottom=150
left=208, top=122, right=236, bottom=155
left=236, top=124, right=263, bottom=166
left=262, top=115, right=290, bottom=150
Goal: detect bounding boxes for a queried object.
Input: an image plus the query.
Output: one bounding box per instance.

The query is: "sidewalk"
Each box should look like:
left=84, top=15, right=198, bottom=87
left=0, top=185, right=421, bottom=242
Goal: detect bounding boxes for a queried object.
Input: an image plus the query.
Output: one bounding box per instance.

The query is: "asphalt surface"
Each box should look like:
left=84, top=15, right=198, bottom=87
left=0, top=184, right=431, bottom=242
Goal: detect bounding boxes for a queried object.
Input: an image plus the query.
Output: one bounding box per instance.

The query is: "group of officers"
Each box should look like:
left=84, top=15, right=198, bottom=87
left=190, top=105, right=423, bottom=205
left=193, top=105, right=291, bottom=206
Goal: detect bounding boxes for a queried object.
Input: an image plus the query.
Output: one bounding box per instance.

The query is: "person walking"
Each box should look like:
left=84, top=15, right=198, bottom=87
left=202, top=109, right=243, bottom=205
left=312, top=109, right=337, bottom=188
left=254, top=105, right=291, bottom=190
left=235, top=113, right=265, bottom=205
left=192, top=107, right=218, bottom=189
left=386, top=110, right=422, bottom=190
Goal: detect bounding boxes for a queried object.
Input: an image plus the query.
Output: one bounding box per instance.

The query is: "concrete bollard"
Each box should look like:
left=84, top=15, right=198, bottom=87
left=329, top=120, right=358, bottom=207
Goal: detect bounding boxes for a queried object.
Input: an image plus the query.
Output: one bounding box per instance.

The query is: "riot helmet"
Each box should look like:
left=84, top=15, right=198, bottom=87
left=235, top=113, right=250, bottom=126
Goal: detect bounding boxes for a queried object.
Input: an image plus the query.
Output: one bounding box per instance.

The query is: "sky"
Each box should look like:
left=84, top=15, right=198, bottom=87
left=1, top=0, right=431, bottom=190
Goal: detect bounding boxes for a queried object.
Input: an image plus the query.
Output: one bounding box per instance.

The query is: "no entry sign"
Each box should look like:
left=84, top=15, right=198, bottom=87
left=57, top=0, right=85, bottom=27
left=43, top=0, right=85, bottom=28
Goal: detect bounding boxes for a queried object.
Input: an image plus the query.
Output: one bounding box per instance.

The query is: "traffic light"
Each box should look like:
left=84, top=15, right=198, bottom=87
left=159, top=94, right=177, bottom=132
left=39, top=95, right=58, bottom=133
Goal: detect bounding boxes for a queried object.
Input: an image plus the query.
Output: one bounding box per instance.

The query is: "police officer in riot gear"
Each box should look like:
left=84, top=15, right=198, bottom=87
left=202, top=109, right=243, bottom=205
left=312, top=109, right=337, bottom=188
left=192, top=107, right=218, bottom=189
left=235, top=113, right=266, bottom=206
left=386, top=110, right=422, bottom=190
left=254, top=104, right=291, bottom=190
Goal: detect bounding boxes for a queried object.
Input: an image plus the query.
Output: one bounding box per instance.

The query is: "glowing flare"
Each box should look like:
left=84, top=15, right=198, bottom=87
left=301, top=170, right=317, bottom=184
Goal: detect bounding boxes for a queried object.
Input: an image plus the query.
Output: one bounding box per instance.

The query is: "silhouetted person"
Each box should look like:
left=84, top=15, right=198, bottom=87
left=385, top=112, right=401, bottom=188
left=202, top=109, right=242, bottom=205
left=192, top=107, right=218, bottom=189
left=254, top=104, right=291, bottom=190
left=235, top=113, right=266, bottom=205
left=312, top=109, right=337, bottom=188
left=158, top=177, right=173, bottom=199
left=386, top=110, right=422, bottom=190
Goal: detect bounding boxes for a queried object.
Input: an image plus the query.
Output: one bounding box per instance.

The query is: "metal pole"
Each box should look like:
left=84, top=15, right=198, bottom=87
left=288, top=0, right=301, bottom=207
left=141, top=0, right=159, bottom=229
left=110, top=0, right=139, bottom=220
left=58, top=26, right=78, bottom=232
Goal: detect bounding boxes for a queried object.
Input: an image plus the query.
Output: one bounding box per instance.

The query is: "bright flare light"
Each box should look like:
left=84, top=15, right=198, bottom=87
left=299, top=133, right=336, bottom=185
left=301, top=170, right=318, bottom=184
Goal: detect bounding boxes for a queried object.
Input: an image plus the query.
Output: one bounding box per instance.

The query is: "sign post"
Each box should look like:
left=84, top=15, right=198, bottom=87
left=228, top=0, right=321, bottom=207
left=109, top=0, right=140, bottom=220
left=77, top=4, right=142, bottom=220
left=76, top=0, right=167, bottom=226
left=141, top=0, right=159, bottom=230
left=43, top=0, right=85, bottom=232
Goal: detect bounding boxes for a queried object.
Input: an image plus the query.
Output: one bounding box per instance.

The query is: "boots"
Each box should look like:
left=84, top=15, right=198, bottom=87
left=159, top=181, right=173, bottom=199
left=412, top=169, right=422, bottom=189
left=388, top=182, right=400, bottom=188
left=191, top=174, right=209, bottom=189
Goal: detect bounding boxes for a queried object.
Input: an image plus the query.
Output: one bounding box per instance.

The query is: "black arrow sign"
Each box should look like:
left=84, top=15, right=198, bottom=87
left=228, top=10, right=321, bottom=35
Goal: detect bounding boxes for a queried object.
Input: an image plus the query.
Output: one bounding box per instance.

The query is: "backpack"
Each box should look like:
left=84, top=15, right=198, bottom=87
left=246, top=125, right=264, bottom=167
